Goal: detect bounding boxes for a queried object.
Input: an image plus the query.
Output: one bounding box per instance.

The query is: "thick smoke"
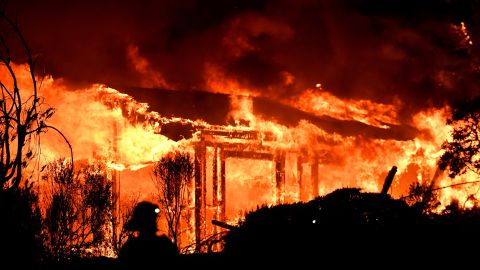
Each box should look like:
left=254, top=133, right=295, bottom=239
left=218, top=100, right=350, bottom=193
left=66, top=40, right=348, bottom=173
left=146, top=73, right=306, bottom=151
left=7, top=0, right=480, bottom=122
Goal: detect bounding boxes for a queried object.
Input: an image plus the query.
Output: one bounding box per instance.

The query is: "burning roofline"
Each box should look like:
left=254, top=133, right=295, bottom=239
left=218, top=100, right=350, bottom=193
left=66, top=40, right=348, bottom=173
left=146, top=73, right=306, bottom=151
left=111, top=85, right=419, bottom=141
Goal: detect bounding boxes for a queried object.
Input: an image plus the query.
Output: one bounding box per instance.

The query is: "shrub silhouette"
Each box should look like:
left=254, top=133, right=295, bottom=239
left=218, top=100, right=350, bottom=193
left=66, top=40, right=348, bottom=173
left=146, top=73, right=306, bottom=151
left=0, top=186, right=43, bottom=266
left=223, top=188, right=427, bottom=265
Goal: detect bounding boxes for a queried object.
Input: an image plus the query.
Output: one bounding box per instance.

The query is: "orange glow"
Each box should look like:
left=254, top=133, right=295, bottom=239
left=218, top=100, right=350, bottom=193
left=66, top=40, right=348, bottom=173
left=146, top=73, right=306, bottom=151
left=293, top=88, right=402, bottom=128
left=6, top=62, right=480, bottom=251
left=127, top=45, right=170, bottom=88
left=204, top=64, right=258, bottom=96
left=41, top=83, right=180, bottom=169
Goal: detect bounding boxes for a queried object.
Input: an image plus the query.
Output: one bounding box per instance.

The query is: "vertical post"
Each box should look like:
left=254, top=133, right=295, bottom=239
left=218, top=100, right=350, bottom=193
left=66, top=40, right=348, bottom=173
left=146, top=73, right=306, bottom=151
left=219, top=148, right=226, bottom=222
left=194, top=141, right=206, bottom=249
left=201, top=145, right=207, bottom=234
left=194, top=143, right=201, bottom=249
left=311, top=155, right=319, bottom=198
left=381, top=166, right=397, bottom=195
left=297, top=154, right=306, bottom=201
left=275, top=151, right=286, bottom=204
left=212, top=147, right=218, bottom=234
left=111, top=122, right=119, bottom=249
left=111, top=170, right=118, bottom=249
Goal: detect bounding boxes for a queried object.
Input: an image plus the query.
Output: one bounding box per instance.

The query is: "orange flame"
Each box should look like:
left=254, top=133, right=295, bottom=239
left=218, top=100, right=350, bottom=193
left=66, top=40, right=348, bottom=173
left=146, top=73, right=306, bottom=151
left=293, top=88, right=401, bottom=128
left=6, top=62, right=480, bottom=250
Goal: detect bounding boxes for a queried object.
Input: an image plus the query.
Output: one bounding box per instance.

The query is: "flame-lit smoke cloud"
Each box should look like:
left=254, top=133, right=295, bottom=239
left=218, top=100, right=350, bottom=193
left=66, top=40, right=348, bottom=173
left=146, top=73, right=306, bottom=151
left=7, top=0, right=479, bottom=120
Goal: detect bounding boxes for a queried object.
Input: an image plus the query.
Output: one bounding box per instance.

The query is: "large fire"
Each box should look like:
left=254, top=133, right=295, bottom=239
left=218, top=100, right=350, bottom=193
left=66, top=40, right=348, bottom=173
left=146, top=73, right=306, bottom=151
left=3, top=60, right=478, bottom=250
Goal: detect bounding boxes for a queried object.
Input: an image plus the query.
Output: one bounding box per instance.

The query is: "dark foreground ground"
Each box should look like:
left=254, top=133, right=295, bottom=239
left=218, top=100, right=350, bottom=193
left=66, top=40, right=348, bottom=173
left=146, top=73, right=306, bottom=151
left=39, top=253, right=226, bottom=270
left=11, top=188, right=480, bottom=269
left=37, top=242, right=479, bottom=270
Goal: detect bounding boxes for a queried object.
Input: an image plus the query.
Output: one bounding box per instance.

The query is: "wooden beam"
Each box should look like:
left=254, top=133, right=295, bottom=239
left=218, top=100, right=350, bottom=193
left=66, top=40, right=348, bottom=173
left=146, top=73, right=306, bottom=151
left=220, top=148, right=226, bottom=222
left=203, top=141, right=272, bottom=152
left=194, top=141, right=206, bottom=249
left=201, top=129, right=260, bottom=140
left=223, top=150, right=273, bottom=160
left=212, top=147, right=218, bottom=215
left=212, top=219, right=238, bottom=230
left=381, top=166, right=397, bottom=195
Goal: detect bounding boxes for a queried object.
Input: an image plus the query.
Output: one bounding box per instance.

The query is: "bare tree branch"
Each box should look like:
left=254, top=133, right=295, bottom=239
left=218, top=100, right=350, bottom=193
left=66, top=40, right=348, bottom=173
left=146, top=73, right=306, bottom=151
left=0, top=9, right=72, bottom=190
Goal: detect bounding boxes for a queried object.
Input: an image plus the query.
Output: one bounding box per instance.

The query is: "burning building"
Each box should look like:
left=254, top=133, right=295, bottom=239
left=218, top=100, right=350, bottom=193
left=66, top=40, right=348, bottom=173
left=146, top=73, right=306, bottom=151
left=2, top=0, right=480, bottom=253
left=55, top=84, right=466, bottom=250
left=3, top=61, right=477, bottom=251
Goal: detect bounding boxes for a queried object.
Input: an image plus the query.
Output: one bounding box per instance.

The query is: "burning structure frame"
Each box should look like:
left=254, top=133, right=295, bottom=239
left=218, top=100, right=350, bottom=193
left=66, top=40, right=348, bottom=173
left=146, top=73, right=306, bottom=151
left=192, top=126, right=320, bottom=248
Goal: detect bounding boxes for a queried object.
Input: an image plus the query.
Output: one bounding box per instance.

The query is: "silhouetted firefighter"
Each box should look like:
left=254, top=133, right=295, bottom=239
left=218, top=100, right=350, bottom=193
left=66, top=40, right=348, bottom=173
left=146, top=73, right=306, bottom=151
left=119, top=201, right=178, bottom=268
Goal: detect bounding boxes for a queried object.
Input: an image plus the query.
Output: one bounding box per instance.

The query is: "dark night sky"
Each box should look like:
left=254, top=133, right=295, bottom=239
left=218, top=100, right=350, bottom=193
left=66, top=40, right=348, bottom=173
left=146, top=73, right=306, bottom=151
left=5, top=0, right=480, bottom=123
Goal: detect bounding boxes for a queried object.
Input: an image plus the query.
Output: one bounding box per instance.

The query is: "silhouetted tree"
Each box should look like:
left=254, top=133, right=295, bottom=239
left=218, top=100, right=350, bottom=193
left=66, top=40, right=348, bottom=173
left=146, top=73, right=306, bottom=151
left=0, top=8, right=71, bottom=266
left=439, top=96, right=480, bottom=178
left=0, top=8, right=71, bottom=191
left=42, top=159, right=78, bottom=260
left=152, top=151, right=194, bottom=248
left=80, top=162, right=115, bottom=255
left=42, top=159, right=116, bottom=260
left=403, top=181, right=440, bottom=214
